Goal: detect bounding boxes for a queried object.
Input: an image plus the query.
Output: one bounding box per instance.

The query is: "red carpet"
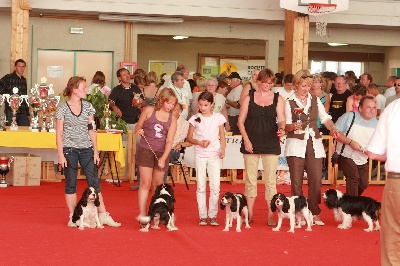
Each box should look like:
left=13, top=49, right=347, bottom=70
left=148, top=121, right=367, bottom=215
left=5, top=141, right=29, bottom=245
left=0, top=181, right=382, bottom=265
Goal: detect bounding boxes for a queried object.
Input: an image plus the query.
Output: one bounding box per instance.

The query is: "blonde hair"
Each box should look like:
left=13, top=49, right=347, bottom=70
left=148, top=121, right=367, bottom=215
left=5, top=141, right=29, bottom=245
left=196, top=77, right=207, bottom=91
left=155, top=88, right=178, bottom=111
left=293, top=69, right=313, bottom=87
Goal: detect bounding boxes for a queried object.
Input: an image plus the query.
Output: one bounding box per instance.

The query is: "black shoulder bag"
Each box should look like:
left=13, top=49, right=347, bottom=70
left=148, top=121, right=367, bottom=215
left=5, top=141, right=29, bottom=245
left=331, top=111, right=355, bottom=165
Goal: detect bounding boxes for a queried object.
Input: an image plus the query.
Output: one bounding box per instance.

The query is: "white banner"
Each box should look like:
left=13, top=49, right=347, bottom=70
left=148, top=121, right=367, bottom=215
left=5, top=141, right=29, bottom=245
left=219, top=59, right=265, bottom=81
left=183, top=136, right=264, bottom=169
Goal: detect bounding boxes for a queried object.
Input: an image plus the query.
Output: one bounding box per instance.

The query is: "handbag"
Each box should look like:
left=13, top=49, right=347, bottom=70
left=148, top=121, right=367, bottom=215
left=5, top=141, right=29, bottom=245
left=331, top=111, right=355, bottom=165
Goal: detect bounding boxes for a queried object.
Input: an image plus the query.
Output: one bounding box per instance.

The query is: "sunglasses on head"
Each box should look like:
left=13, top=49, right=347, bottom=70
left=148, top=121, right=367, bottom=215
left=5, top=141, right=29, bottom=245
left=301, top=75, right=313, bottom=79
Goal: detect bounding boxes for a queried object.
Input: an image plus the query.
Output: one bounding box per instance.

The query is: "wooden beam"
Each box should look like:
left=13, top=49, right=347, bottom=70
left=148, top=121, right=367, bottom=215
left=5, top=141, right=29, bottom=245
left=11, top=0, right=30, bottom=71
left=284, top=10, right=309, bottom=75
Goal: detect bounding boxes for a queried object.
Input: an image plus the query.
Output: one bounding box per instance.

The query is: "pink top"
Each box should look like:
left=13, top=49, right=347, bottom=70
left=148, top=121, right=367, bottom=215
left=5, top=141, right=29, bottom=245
left=139, top=109, right=173, bottom=152
left=188, top=113, right=226, bottom=158
left=352, top=94, right=358, bottom=112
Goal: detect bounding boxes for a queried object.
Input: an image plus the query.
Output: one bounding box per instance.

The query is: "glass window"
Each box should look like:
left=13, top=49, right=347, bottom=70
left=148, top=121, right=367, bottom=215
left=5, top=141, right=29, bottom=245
left=311, top=60, right=362, bottom=77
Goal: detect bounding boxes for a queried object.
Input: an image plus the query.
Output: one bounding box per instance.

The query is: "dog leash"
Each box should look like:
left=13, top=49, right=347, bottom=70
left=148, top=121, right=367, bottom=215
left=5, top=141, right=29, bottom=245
left=142, top=135, right=160, bottom=162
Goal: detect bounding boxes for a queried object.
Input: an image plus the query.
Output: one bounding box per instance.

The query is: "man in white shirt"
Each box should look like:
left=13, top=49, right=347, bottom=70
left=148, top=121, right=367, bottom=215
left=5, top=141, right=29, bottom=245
left=272, top=74, right=295, bottom=100
left=160, top=65, right=193, bottom=106
left=225, top=72, right=243, bottom=135
left=383, top=75, right=397, bottom=99
left=366, top=98, right=400, bottom=266
left=169, top=71, right=191, bottom=120
left=367, top=83, right=386, bottom=117
left=385, top=78, right=400, bottom=107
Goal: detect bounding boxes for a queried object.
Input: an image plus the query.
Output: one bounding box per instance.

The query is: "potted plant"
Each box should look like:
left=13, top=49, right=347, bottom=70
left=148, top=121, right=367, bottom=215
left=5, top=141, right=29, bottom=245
left=85, top=86, right=127, bottom=133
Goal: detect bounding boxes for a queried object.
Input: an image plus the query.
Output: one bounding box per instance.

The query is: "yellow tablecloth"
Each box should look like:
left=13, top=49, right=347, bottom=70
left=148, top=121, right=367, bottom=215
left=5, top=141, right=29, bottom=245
left=0, top=130, right=125, bottom=168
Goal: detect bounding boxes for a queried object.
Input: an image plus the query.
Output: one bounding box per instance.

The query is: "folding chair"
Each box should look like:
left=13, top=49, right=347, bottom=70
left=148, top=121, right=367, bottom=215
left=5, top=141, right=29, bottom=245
left=168, top=147, right=189, bottom=190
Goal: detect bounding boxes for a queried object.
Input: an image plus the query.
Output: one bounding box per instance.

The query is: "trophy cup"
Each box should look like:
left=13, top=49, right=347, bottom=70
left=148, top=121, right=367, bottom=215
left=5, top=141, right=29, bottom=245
left=0, top=156, right=14, bottom=188
left=38, top=77, right=49, bottom=132
left=293, top=107, right=305, bottom=134
left=6, top=87, right=26, bottom=131
left=46, top=86, right=60, bottom=132
left=0, top=116, right=6, bottom=131
left=28, top=85, right=41, bottom=132
left=0, top=95, right=7, bottom=130
left=103, top=103, right=111, bottom=130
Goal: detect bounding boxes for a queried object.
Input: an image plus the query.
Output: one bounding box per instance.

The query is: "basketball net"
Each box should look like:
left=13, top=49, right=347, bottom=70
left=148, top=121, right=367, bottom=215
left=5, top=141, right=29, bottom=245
left=308, top=3, right=337, bottom=36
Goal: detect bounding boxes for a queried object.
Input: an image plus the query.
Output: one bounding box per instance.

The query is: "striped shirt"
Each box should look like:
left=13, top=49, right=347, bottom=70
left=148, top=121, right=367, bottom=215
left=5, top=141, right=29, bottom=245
left=55, top=100, right=95, bottom=148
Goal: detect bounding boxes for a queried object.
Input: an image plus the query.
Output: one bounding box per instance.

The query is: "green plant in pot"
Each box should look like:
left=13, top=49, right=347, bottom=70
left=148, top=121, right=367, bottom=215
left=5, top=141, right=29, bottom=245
left=86, top=86, right=127, bottom=133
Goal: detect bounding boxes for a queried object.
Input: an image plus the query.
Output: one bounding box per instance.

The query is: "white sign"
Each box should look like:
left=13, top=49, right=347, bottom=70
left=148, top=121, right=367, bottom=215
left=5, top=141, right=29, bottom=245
left=47, top=66, right=63, bottom=78
left=183, top=136, right=265, bottom=169
left=70, top=27, right=84, bottom=34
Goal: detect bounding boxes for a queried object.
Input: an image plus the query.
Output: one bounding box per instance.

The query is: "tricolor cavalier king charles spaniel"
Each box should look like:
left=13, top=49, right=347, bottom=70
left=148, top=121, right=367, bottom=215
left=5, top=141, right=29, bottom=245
left=220, top=192, right=251, bottom=232
left=270, top=193, right=313, bottom=233
left=72, top=187, right=104, bottom=230
left=322, top=189, right=381, bottom=232
left=139, top=183, right=178, bottom=232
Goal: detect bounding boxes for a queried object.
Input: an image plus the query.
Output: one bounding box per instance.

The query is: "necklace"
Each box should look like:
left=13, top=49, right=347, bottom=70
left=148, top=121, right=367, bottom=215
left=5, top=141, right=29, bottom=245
left=173, top=86, right=183, bottom=100
left=296, top=94, right=307, bottom=103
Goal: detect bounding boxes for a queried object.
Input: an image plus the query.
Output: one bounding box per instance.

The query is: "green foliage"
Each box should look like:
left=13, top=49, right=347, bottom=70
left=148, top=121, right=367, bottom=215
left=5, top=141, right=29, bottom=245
left=85, top=86, right=127, bottom=133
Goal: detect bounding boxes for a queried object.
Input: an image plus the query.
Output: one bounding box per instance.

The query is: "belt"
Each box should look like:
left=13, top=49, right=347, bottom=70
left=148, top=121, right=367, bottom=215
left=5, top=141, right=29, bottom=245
left=387, top=172, right=400, bottom=179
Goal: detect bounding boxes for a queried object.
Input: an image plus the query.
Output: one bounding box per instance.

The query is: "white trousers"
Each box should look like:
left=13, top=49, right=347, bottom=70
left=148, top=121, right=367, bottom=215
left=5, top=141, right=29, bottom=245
left=195, top=156, right=221, bottom=219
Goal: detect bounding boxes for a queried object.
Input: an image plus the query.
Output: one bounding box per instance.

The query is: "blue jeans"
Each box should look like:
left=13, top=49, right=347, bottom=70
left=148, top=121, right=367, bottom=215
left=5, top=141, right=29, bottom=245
left=5, top=110, right=29, bottom=126
left=63, top=147, right=101, bottom=194
left=163, top=150, right=181, bottom=183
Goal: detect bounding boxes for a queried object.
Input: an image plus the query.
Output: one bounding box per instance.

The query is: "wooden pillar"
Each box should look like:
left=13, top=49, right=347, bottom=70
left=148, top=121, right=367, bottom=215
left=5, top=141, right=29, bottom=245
left=284, top=10, right=309, bottom=75
left=11, top=0, right=31, bottom=71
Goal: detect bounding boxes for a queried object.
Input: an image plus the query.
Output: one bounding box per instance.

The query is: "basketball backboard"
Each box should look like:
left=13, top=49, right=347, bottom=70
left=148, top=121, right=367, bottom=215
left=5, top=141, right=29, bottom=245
left=280, top=0, right=349, bottom=14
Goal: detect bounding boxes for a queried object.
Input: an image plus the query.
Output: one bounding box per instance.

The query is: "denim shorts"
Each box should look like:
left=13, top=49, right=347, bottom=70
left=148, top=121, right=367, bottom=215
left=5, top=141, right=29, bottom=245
left=63, top=147, right=101, bottom=194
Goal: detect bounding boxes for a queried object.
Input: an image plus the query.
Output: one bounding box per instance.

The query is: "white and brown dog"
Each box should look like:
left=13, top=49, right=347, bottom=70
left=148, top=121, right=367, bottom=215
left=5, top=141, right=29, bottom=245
left=220, top=192, right=251, bottom=232
left=72, top=187, right=104, bottom=230
left=138, top=183, right=178, bottom=232
left=322, top=189, right=381, bottom=232
left=270, top=193, right=313, bottom=233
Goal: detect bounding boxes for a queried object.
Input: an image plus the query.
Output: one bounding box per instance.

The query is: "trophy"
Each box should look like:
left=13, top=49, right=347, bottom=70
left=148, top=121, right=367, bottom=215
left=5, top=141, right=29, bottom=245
left=28, top=85, right=41, bottom=132
left=6, top=87, right=26, bottom=130
left=0, top=156, right=14, bottom=188
left=38, top=77, right=49, bottom=131
left=46, top=86, right=60, bottom=132
left=0, top=116, right=6, bottom=131
left=103, top=103, right=111, bottom=130
left=0, top=95, right=6, bottom=130
left=293, top=107, right=304, bottom=134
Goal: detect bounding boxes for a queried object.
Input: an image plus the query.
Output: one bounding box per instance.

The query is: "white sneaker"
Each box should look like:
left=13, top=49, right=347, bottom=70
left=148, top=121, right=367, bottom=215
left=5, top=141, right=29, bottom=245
left=313, top=215, right=325, bottom=226
left=99, top=212, right=121, bottom=227
left=67, top=213, right=77, bottom=227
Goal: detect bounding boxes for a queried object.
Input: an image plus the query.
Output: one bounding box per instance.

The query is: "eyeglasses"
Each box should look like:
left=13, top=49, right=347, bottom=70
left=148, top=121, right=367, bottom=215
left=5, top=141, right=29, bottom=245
left=260, top=81, right=274, bottom=85
left=301, top=75, right=313, bottom=79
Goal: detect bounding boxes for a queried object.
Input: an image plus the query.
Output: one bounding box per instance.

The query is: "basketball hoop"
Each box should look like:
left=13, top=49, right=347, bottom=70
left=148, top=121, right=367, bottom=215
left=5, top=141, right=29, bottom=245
left=308, top=3, right=337, bottom=36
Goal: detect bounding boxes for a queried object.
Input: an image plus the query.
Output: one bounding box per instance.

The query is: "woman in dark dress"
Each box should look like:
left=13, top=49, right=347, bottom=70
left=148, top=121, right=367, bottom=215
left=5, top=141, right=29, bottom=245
left=238, top=68, right=286, bottom=225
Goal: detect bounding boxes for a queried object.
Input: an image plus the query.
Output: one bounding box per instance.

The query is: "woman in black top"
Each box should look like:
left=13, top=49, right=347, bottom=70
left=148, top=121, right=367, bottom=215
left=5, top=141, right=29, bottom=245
left=238, top=68, right=286, bottom=225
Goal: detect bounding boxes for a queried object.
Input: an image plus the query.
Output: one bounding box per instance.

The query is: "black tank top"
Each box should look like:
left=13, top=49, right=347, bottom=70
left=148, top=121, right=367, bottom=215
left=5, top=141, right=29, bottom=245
left=240, top=91, right=281, bottom=155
